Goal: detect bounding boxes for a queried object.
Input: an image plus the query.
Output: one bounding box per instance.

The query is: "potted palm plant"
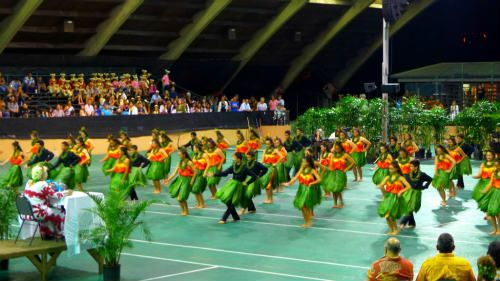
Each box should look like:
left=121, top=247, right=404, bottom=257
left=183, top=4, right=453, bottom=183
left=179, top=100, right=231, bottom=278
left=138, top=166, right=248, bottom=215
left=0, top=186, right=17, bottom=270
left=80, top=188, right=159, bottom=281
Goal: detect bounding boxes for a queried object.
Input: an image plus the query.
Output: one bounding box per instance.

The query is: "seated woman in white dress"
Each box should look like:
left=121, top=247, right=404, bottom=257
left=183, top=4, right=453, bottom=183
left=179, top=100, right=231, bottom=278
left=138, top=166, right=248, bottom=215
left=23, top=164, right=69, bottom=239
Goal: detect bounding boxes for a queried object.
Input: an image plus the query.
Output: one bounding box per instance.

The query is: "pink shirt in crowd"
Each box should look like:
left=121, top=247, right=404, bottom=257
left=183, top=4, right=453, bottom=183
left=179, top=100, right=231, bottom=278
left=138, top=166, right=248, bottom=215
left=269, top=99, right=278, bottom=111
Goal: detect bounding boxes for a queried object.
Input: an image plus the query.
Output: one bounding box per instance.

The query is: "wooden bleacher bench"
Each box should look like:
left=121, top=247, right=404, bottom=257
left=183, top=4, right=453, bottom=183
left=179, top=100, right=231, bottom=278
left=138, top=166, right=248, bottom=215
left=0, top=238, right=102, bottom=281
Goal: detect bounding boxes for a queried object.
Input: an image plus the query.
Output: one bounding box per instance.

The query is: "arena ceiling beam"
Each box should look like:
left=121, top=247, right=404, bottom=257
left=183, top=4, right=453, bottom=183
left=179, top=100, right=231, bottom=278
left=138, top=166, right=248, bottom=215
left=220, top=0, right=308, bottom=92
left=78, top=0, right=144, bottom=56
left=0, top=0, right=43, bottom=54
left=159, top=0, right=232, bottom=61
left=280, top=0, right=375, bottom=90
left=333, top=0, right=436, bottom=89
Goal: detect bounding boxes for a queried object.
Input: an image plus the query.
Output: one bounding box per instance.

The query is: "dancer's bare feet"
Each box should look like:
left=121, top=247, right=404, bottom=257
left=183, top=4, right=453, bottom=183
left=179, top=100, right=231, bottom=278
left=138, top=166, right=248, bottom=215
left=209, top=196, right=216, bottom=200
left=332, top=204, right=339, bottom=208
left=248, top=210, right=256, bottom=214
left=353, top=178, right=358, bottom=182
left=490, top=231, right=497, bottom=235
left=359, top=178, right=363, bottom=182
left=440, top=201, right=447, bottom=207
left=218, top=220, right=226, bottom=224
left=263, top=200, right=273, bottom=204
left=408, top=225, right=415, bottom=228
left=238, top=209, right=245, bottom=215
left=400, top=224, right=405, bottom=231
left=323, top=194, right=330, bottom=198
left=179, top=212, right=188, bottom=216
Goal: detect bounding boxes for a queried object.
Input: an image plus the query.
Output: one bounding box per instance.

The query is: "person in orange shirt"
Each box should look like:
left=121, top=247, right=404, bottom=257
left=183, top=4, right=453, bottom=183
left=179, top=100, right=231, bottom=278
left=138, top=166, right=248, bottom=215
left=377, top=162, right=411, bottom=236
left=215, top=130, right=230, bottom=160
left=319, top=143, right=332, bottom=198
left=321, top=142, right=354, bottom=208
left=235, top=130, right=249, bottom=162
left=416, top=233, right=476, bottom=281
left=371, top=144, right=394, bottom=198
left=367, top=238, right=414, bottom=281
left=478, top=159, right=500, bottom=235
left=447, top=137, right=467, bottom=197
left=248, top=129, right=261, bottom=160
left=165, top=149, right=197, bottom=216
left=396, top=148, right=414, bottom=176
left=472, top=150, right=496, bottom=216
left=205, top=138, right=226, bottom=200
left=160, top=132, right=177, bottom=176
left=191, top=144, right=209, bottom=208
left=147, top=139, right=168, bottom=194
left=432, top=145, right=456, bottom=207
left=402, top=133, right=419, bottom=157
left=260, top=138, right=283, bottom=204
left=274, top=137, right=288, bottom=192
left=106, top=147, right=131, bottom=192
left=100, top=138, right=121, bottom=176
left=0, top=141, right=24, bottom=193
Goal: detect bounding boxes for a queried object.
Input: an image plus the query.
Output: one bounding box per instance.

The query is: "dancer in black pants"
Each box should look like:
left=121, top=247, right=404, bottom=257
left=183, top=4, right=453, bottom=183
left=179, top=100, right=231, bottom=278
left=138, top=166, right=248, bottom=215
left=239, top=150, right=268, bottom=215
left=129, top=145, right=150, bottom=200
left=400, top=159, right=432, bottom=230
left=456, top=133, right=473, bottom=189
left=208, top=152, right=257, bottom=224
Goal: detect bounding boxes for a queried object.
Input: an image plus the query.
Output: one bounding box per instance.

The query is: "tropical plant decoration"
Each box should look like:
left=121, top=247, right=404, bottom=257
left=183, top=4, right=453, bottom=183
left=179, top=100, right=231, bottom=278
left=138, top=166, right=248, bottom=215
left=454, top=100, right=500, bottom=149
left=80, top=188, right=159, bottom=266
left=0, top=186, right=17, bottom=240
left=426, top=107, right=450, bottom=144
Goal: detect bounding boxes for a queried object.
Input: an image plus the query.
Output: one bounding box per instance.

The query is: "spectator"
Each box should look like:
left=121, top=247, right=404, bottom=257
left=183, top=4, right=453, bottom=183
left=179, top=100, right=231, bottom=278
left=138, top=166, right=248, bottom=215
left=64, top=100, right=74, bottom=116
left=37, top=76, right=47, bottom=93
left=53, top=104, right=64, bottom=117
left=367, top=238, right=413, bottom=281
left=269, top=95, right=278, bottom=111
left=84, top=99, right=95, bottom=116
left=477, top=255, right=497, bottom=281
left=487, top=242, right=500, bottom=277
left=0, top=99, right=9, bottom=117
left=273, top=104, right=286, bottom=125
left=0, top=72, right=7, bottom=94
left=257, top=97, right=267, bottom=111
left=20, top=103, right=29, bottom=118
left=416, top=233, right=476, bottom=281
left=450, top=100, right=459, bottom=120
left=239, top=98, right=251, bottom=112
left=79, top=106, right=87, bottom=116
left=170, top=85, right=177, bottom=99
left=277, top=95, right=285, bottom=107
left=218, top=95, right=228, bottom=112
left=7, top=96, right=19, bottom=117
left=162, top=69, right=171, bottom=92
left=150, top=90, right=162, bottom=104
left=102, top=103, right=112, bottom=116
left=22, top=72, right=36, bottom=94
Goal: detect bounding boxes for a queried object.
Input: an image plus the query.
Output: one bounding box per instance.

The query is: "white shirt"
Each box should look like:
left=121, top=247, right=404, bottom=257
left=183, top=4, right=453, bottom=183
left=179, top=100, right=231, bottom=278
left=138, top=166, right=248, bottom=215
left=84, top=104, right=94, bottom=116
left=239, top=102, right=250, bottom=112
left=218, top=101, right=228, bottom=112
left=277, top=98, right=285, bottom=107
left=257, top=102, right=267, bottom=111
left=130, top=106, right=138, bottom=115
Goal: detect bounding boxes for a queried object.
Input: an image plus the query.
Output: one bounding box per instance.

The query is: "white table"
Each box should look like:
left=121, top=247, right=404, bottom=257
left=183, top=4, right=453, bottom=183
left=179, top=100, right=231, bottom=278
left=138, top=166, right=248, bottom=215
left=19, top=191, right=104, bottom=255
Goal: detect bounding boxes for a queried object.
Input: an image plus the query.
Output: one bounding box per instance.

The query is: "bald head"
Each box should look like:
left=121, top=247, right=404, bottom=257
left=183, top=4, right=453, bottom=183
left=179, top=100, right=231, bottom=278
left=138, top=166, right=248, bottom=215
left=385, top=238, right=401, bottom=257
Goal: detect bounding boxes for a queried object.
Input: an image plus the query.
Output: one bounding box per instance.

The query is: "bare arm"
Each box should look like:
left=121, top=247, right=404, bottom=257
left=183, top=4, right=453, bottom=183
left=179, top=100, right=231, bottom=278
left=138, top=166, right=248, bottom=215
left=481, top=174, right=495, bottom=194
left=361, top=137, right=372, bottom=152
left=377, top=176, right=389, bottom=189
left=344, top=154, right=355, bottom=172
left=216, top=148, right=225, bottom=170
left=473, top=163, right=484, bottom=179
left=446, top=154, right=456, bottom=172
left=311, top=169, right=322, bottom=185
left=188, top=161, right=197, bottom=185
left=398, top=176, right=412, bottom=196
left=286, top=166, right=303, bottom=185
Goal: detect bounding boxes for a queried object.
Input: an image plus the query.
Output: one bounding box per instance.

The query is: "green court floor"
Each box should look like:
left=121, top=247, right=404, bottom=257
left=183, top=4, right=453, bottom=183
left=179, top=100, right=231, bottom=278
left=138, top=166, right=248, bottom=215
left=0, top=150, right=495, bottom=281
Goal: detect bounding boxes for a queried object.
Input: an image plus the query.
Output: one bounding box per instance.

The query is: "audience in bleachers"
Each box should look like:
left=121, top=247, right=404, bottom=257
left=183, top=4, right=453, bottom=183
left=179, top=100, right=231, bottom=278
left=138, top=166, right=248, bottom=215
left=0, top=70, right=286, bottom=118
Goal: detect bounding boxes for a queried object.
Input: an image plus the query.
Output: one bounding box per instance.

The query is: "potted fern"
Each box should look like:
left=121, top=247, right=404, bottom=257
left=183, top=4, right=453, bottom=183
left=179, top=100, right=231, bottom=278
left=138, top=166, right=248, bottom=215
left=0, top=186, right=17, bottom=270
left=80, top=188, right=159, bottom=281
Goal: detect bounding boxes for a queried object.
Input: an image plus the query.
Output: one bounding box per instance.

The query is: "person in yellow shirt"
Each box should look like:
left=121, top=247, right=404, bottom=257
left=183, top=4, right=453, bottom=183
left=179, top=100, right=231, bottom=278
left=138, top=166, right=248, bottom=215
left=416, top=233, right=476, bottom=281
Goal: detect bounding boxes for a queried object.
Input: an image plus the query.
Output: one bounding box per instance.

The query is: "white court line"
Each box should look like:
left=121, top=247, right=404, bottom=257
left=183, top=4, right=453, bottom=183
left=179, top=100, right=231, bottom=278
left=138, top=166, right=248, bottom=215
left=130, top=239, right=369, bottom=270
left=151, top=204, right=486, bottom=235
left=145, top=210, right=490, bottom=245
left=123, top=252, right=337, bottom=281
left=140, top=266, right=218, bottom=281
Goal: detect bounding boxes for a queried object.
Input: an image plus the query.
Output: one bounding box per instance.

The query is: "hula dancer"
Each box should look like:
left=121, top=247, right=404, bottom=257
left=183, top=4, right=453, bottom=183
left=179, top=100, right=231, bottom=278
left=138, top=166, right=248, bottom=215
left=321, top=142, right=354, bottom=208
left=119, top=130, right=131, bottom=149
left=261, top=138, right=283, bottom=204
left=402, top=133, right=419, bottom=157
left=129, top=145, right=150, bottom=200
left=239, top=150, right=267, bottom=215
left=79, top=130, right=94, bottom=156
left=235, top=130, right=250, bottom=160
left=389, top=136, right=400, bottom=159
left=319, top=143, right=331, bottom=198
left=183, top=132, right=201, bottom=157
left=338, top=131, right=356, bottom=182
left=160, top=132, right=176, bottom=177
left=478, top=160, right=500, bottom=235
left=206, top=138, right=225, bottom=200
left=293, top=128, right=311, bottom=175
left=74, top=138, right=90, bottom=191
left=472, top=150, right=496, bottom=208
left=371, top=144, right=393, bottom=186
left=27, top=130, right=39, bottom=164
left=400, top=160, right=432, bottom=230
left=215, top=130, right=230, bottom=160
left=210, top=152, right=257, bottom=224
left=165, top=149, right=197, bottom=216
left=146, top=139, right=168, bottom=194
left=106, top=147, right=131, bottom=191
left=284, top=156, right=322, bottom=228
left=274, top=137, right=288, bottom=192
left=351, top=128, right=371, bottom=182
left=191, top=144, right=209, bottom=208
left=0, top=141, right=24, bottom=193
left=50, top=141, right=80, bottom=190
left=447, top=137, right=469, bottom=195
left=284, top=130, right=302, bottom=180
left=248, top=129, right=261, bottom=160
left=25, top=140, right=54, bottom=179
left=432, top=145, right=456, bottom=207
left=376, top=162, right=411, bottom=236
left=396, top=149, right=413, bottom=175
left=100, top=138, right=121, bottom=176
left=456, top=133, right=473, bottom=189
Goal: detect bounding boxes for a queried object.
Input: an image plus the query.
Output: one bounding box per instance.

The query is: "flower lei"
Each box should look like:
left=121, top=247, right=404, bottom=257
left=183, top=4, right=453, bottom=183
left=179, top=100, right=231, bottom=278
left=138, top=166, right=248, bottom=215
left=409, top=169, right=421, bottom=182
left=60, top=150, right=68, bottom=160
left=387, top=174, right=400, bottom=184
left=397, top=156, right=410, bottom=165
left=484, top=161, right=495, bottom=168
left=321, top=151, right=329, bottom=160
left=130, top=152, right=138, bottom=163
left=353, top=136, right=360, bottom=144
left=233, top=162, right=244, bottom=174
left=333, top=151, right=344, bottom=158
left=403, top=140, right=412, bottom=148
left=179, top=159, right=188, bottom=170
left=379, top=152, right=389, bottom=162
left=478, top=265, right=496, bottom=280
left=302, top=166, right=312, bottom=175
left=285, top=138, right=293, bottom=146
left=437, top=154, right=446, bottom=162
left=265, top=147, right=275, bottom=155
left=246, top=159, right=256, bottom=170
left=237, top=138, right=244, bottom=145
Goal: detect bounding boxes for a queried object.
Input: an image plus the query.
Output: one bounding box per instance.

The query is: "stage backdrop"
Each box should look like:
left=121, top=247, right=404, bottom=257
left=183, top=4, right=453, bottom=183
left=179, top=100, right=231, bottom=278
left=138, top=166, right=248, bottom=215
left=0, top=111, right=280, bottom=139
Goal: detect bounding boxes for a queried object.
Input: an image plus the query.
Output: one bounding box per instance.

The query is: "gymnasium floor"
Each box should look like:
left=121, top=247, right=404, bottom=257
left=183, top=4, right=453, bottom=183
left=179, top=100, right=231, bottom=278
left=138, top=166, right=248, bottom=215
left=0, top=150, right=495, bottom=281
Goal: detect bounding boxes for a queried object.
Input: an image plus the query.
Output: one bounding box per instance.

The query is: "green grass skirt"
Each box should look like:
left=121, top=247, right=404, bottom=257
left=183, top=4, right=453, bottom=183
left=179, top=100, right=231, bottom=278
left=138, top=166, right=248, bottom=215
left=351, top=152, right=366, bottom=167
left=321, top=170, right=346, bottom=193
left=402, top=189, right=422, bottom=214
left=458, top=157, right=472, bottom=175
left=276, top=162, right=287, bottom=184
left=206, top=166, right=221, bottom=186
left=260, top=164, right=278, bottom=190
left=169, top=175, right=192, bottom=202
left=109, top=172, right=131, bottom=191
left=378, top=192, right=407, bottom=220
left=146, top=161, right=165, bottom=181
left=191, top=170, right=207, bottom=194
left=102, top=158, right=116, bottom=176
left=477, top=188, right=500, bottom=216
left=293, top=149, right=305, bottom=172
left=2, top=165, right=23, bottom=188
left=293, top=184, right=322, bottom=210
left=372, top=168, right=389, bottom=185
left=215, top=179, right=243, bottom=206
left=163, top=156, right=171, bottom=176
left=432, top=169, right=450, bottom=190
left=74, top=164, right=89, bottom=184
left=241, top=177, right=262, bottom=209
left=129, top=167, right=148, bottom=187
left=472, top=178, right=490, bottom=202
left=52, top=166, right=75, bottom=189
left=284, top=152, right=295, bottom=169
